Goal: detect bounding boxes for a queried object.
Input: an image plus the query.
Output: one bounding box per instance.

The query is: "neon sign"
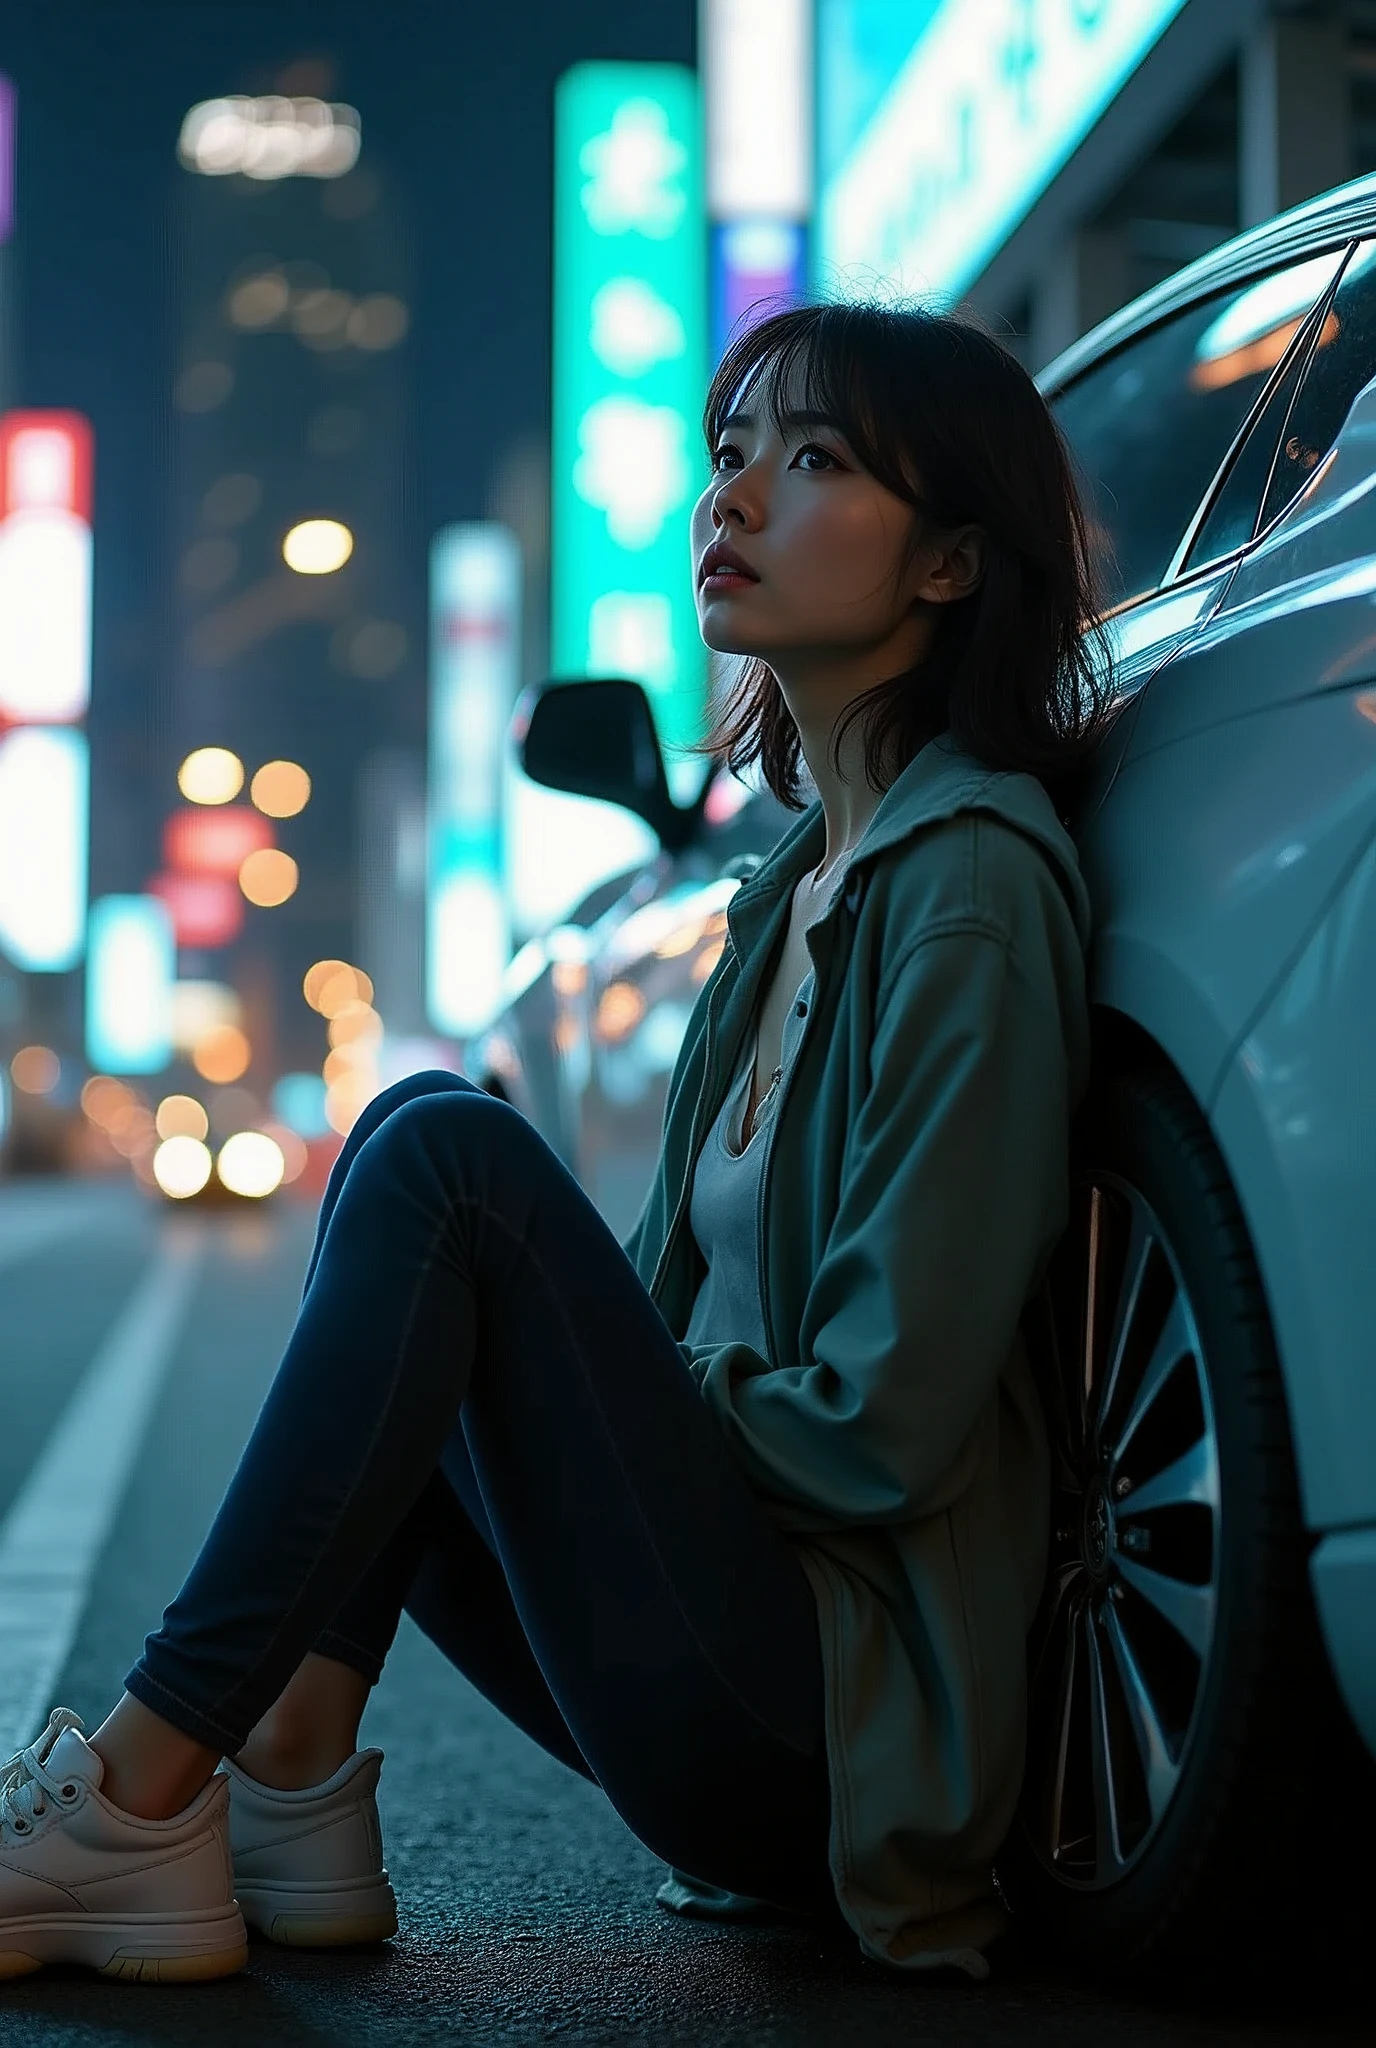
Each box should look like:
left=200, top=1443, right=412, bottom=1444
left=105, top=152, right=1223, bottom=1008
left=819, top=0, right=1191, bottom=302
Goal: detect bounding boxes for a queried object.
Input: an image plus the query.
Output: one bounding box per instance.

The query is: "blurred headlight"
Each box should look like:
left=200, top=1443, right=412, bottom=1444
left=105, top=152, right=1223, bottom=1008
left=153, top=1135, right=214, bottom=1200
left=217, top=1130, right=286, bottom=1199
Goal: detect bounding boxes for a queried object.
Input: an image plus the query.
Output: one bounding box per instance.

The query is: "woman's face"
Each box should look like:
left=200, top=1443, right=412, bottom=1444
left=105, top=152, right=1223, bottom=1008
left=690, top=366, right=932, bottom=673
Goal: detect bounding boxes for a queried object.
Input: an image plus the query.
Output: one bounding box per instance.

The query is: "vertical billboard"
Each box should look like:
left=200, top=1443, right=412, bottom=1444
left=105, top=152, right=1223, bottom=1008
left=553, top=62, right=706, bottom=782
left=0, top=726, right=88, bottom=972
left=818, top=0, right=1190, bottom=302
left=85, top=896, right=175, bottom=1074
left=0, top=412, right=94, bottom=724
left=427, top=523, right=521, bottom=1037
left=703, top=0, right=811, bottom=361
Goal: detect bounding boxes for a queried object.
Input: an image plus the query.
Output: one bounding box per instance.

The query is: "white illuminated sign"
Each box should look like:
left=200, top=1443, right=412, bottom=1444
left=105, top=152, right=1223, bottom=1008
left=589, top=277, right=686, bottom=377
left=820, top=0, right=1190, bottom=301
left=0, top=412, right=94, bottom=723
left=427, top=524, right=522, bottom=1038
left=0, top=513, right=93, bottom=722
left=85, top=896, right=175, bottom=1074
left=704, top=0, right=812, bottom=219
left=573, top=395, right=693, bottom=548
left=0, top=727, right=88, bottom=972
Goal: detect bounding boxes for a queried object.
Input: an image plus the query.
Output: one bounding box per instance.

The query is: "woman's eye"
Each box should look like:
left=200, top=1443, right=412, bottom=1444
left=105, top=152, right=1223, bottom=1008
left=711, top=443, right=742, bottom=472
left=793, top=443, right=839, bottom=472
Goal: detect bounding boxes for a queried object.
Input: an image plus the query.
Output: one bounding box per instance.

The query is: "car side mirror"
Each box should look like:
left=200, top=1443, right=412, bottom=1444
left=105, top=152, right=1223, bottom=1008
left=512, top=677, right=704, bottom=854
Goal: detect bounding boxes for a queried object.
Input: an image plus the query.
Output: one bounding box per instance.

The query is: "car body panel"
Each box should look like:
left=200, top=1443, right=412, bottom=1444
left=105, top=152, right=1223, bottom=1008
left=1080, top=685, right=1376, bottom=1123
left=1210, top=827, right=1376, bottom=1531
left=1310, top=1529, right=1376, bottom=1756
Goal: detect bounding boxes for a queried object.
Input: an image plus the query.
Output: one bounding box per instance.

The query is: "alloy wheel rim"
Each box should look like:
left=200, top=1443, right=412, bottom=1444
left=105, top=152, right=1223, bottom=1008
left=1020, top=1170, right=1221, bottom=1890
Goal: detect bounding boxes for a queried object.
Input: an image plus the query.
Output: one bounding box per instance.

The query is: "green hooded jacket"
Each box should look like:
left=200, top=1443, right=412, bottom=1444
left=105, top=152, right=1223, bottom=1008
left=622, top=733, right=1093, bottom=1975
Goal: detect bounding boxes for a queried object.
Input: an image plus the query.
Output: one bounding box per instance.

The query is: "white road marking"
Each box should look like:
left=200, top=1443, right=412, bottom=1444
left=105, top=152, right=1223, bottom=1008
left=0, top=1224, right=206, bottom=1757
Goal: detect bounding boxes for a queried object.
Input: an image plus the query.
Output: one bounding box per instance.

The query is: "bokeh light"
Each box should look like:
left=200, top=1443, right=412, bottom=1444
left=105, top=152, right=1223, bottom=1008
left=260, top=1120, right=308, bottom=1184
left=153, top=1134, right=213, bottom=1199
left=108, top=1102, right=157, bottom=1159
left=178, top=747, right=244, bottom=805
left=303, top=957, right=350, bottom=1010
left=250, top=760, right=311, bottom=818
left=347, top=293, right=409, bottom=350
left=10, top=1045, right=60, bottom=1094
left=303, top=959, right=373, bottom=1015
left=82, top=1075, right=134, bottom=1126
left=192, top=1024, right=251, bottom=1084
left=217, top=1130, right=286, bottom=1198
left=203, top=472, right=262, bottom=527
left=327, top=999, right=382, bottom=1048
left=171, top=981, right=242, bottom=1054
left=239, top=848, right=299, bottom=907
left=324, top=1071, right=376, bottom=1135
left=282, top=518, right=353, bottom=574
left=322, top=1043, right=372, bottom=1085
left=155, top=1093, right=209, bottom=1142
left=594, top=983, right=647, bottom=1043
left=227, top=270, right=290, bottom=328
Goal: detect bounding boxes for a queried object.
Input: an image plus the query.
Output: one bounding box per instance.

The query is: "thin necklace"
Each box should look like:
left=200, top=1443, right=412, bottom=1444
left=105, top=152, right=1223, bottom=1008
left=808, top=846, right=854, bottom=898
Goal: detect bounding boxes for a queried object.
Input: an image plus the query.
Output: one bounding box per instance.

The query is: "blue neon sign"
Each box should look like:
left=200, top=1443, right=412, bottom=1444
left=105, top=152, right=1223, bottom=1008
left=819, top=0, right=1190, bottom=302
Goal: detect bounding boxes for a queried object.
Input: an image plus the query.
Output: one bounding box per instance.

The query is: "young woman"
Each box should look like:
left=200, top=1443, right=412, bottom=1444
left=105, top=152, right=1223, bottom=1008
left=0, top=303, right=1115, bottom=1985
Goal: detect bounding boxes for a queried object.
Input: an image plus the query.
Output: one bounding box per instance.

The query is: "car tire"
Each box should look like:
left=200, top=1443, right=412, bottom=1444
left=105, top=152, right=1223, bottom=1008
left=999, top=1066, right=1348, bottom=1971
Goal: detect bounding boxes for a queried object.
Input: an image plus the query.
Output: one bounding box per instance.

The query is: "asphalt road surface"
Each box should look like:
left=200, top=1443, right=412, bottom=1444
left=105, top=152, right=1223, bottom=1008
left=0, top=1175, right=1370, bottom=2048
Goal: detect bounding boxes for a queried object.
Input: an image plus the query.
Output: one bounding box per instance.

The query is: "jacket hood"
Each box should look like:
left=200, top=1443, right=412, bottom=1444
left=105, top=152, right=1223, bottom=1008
left=728, top=734, right=1094, bottom=954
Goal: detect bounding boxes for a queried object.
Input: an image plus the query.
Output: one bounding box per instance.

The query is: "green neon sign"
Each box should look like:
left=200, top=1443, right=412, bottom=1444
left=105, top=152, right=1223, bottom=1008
left=553, top=62, right=707, bottom=790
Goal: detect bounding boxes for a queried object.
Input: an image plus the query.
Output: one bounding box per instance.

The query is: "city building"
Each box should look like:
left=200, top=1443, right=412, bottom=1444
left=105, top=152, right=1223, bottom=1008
left=167, top=72, right=423, bottom=1081
left=816, top=1, right=1376, bottom=369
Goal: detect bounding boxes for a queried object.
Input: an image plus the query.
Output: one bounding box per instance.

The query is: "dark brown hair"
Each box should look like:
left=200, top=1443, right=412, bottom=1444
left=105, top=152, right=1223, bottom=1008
left=690, top=301, right=1118, bottom=814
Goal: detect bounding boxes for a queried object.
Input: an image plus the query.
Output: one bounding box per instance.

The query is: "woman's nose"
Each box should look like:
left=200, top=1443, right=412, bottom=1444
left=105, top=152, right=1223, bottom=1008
left=711, top=481, right=755, bottom=530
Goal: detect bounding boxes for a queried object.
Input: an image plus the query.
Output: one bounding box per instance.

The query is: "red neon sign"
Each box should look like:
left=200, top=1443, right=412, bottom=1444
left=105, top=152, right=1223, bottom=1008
left=0, top=412, right=94, bottom=524
left=163, top=805, right=275, bottom=879
left=149, top=872, right=244, bottom=949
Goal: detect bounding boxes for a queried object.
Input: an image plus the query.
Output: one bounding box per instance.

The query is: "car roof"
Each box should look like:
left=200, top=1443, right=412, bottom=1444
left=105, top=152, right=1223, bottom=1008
left=1037, top=169, right=1376, bottom=397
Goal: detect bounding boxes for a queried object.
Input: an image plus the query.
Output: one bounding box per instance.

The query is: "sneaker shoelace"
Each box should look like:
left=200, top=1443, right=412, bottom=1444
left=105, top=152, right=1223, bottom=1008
left=0, top=1708, right=85, bottom=1842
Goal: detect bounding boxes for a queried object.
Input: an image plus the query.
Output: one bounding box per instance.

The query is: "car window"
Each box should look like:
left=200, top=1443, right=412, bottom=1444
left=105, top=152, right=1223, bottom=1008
left=1259, top=237, right=1376, bottom=532
left=1182, top=307, right=1325, bottom=572
left=1052, top=248, right=1347, bottom=608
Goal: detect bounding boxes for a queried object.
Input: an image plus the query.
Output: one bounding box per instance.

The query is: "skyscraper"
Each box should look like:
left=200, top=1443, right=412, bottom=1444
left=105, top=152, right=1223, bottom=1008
left=167, top=70, right=422, bottom=1082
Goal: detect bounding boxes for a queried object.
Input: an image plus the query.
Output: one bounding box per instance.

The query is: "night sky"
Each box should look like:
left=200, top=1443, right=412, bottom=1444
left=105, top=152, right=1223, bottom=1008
left=0, top=0, right=694, bottom=880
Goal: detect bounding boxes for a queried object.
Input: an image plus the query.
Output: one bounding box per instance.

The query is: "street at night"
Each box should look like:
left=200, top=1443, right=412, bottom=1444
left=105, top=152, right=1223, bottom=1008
left=5, top=1, right=1376, bottom=2038
left=0, top=1182, right=1368, bottom=2045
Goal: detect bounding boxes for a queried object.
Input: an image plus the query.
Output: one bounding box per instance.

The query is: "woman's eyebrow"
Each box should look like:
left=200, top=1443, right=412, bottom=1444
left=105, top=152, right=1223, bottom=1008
left=717, top=408, right=840, bottom=434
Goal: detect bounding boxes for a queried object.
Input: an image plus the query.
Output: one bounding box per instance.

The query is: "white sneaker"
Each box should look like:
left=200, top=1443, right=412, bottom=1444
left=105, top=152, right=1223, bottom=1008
left=0, top=1707, right=246, bottom=1984
left=221, top=1747, right=398, bottom=1948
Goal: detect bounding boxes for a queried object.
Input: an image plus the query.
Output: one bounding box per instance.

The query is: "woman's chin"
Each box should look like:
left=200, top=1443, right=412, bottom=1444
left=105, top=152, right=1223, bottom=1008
left=696, top=617, right=769, bottom=658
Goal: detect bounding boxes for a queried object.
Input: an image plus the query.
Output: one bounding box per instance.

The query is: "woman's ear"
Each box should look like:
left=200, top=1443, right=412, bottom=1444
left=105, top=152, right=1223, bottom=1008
left=915, top=525, right=986, bottom=607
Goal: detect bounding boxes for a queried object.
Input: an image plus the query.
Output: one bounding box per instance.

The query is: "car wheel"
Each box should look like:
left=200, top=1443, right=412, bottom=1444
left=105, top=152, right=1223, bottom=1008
left=1000, top=1067, right=1330, bottom=1970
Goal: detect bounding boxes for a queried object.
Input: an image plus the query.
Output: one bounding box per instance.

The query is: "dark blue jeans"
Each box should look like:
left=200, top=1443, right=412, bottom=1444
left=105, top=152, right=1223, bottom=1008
left=128, top=1071, right=832, bottom=1907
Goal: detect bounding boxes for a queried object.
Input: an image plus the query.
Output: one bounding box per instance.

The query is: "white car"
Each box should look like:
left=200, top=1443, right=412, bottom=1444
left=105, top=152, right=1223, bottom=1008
left=1003, top=169, right=1376, bottom=1965
left=479, top=170, right=1376, bottom=1968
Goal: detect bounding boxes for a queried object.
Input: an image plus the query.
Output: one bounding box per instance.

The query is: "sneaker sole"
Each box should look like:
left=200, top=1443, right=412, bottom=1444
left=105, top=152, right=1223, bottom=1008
left=237, top=1873, right=398, bottom=1948
left=0, top=1905, right=248, bottom=1983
